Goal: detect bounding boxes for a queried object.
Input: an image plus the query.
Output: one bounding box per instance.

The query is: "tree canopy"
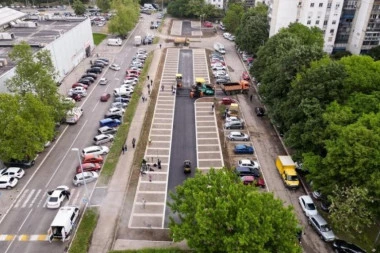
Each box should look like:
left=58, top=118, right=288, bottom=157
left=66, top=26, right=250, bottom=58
left=222, top=3, right=244, bottom=34
left=108, top=0, right=139, bottom=37
left=73, top=0, right=86, bottom=16
left=167, top=0, right=223, bottom=19
left=168, top=169, right=302, bottom=252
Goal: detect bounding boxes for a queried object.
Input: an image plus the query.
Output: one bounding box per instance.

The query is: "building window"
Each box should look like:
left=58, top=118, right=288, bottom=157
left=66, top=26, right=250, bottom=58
left=336, top=3, right=340, bottom=8
left=332, top=20, right=336, bottom=24
left=319, top=3, right=323, bottom=7
left=330, top=29, right=335, bottom=33
left=328, top=37, right=333, bottom=42
left=327, top=2, right=332, bottom=8
left=324, top=20, right=328, bottom=25
left=310, top=3, right=315, bottom=7
left=307, top=20, right=311, bottom=25
left=316, top=20, right=320, bottom=25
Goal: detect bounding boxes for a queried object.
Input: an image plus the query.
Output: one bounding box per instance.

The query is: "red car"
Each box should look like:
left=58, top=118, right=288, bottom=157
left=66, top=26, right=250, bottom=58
left=242, top=71, right=250, bottom=81
left=221, top=97, right=236, bottom=105
left=71, top=94, right=82, bottom=101
left=72, top=83, right=88, bottom=89
left=241, top=176, right=265, bottom=188
left=76, top=163, right=101, bottom=173
left=203, top=21, right=213, bottom=27
left=126, top=70, right=141, bottom=76
left=100, top=93, right=111, bottom=102
left=82, top=154, right=104, bottom=164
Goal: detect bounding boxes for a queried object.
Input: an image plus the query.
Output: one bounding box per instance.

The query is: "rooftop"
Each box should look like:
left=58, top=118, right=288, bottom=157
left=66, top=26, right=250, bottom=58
left=0, top=7, right=27, bottom=27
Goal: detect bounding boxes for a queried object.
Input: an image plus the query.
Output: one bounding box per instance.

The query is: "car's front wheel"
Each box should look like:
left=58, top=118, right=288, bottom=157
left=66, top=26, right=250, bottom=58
left=6, top=186, right=11, bottom=189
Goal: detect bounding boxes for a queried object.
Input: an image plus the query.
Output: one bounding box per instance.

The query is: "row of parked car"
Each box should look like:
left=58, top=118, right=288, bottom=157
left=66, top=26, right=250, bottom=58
left=210, top=52, right=231, bottom=84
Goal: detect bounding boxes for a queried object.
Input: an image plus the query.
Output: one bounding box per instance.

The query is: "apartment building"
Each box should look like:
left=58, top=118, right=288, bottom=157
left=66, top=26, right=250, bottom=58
left=267, top=0, right=344, bottom=53
left=206, top=0, right=225, bottom=9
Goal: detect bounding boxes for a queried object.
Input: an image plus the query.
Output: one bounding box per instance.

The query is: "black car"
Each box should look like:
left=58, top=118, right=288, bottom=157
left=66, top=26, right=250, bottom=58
left=4, top=156, right=38, bottom=168
left=97, top=58, right=109, bottom=63
left=332, top=240, right=366, bottom=253
left=95, top=59, right=108, bottom=66
left=104, top=114, right=122, bottom=120
left=255, top=107, right=265, bottom=117
left=87, top=68, right=102, bottom=74
left=81, top=76, right=95, bottom=83
left=82, top=73, right=97, bottom=80
left=114, top=97, right=130, bottom=103
left=78, top=78, right=91, bottom=85
left=235, top=166, right=260, bottom=178
left=91, top=63, right=104, bottom=69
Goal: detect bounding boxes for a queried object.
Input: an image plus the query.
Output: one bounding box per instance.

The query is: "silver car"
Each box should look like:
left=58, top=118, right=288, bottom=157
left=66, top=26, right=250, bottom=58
left=227, top=131, right=249, bottom=141
left=308, top=214, right=335, bottom=241
left=72, top=171, right=99, bottom=186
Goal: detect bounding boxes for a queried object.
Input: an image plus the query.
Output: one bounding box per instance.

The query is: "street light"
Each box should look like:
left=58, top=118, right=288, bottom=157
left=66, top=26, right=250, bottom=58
left=71, top=148, right=89, bottom=204
left=200, top=14, right=205, bottom=40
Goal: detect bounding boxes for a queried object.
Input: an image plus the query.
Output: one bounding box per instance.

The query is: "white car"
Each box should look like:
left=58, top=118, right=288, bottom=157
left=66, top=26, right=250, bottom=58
left=73, top=171, right=99, bottom=186
left=120, top=85, right=135, bottom=91
left=98, top=126, right=118, bottom=134
left=0, top=176, right=18, bottom=189
left=299, top=195, right=318, bottom=217
left=227, top=132, right=249, bottom=141
left=123, top=79, right=137, bottom=85
left=68, top=87, right=87, bottom=97
left=226, top=116, right=242, bottom=123
left=223, top=32, right=232, bottom=39
left=106, top=107, right=125, bottom=116
left=211, top=66, right=227, bottom=71
left=111, top=102, right=128, bottom=108
left=129, top=66, right=142, bottom=71
left=214, top=71, right=229, bottom=79
left=63, top=97, right=76, bottom=104
left=228, top=35, right=235, bottom=41
left=0, top=167, right=25, bottom=179
left=99, top=77, right=108, bottom=85
left=46, top=185, right=70, bottom=209
left=110, top=64, right=121, bottom=71
left=81, top=146, right=110, bottom=157
left=137, top=49, right=147, bottom=54
left=93, top=134, right=114, bottom=145
left=238, top=159, right=260, bottom=170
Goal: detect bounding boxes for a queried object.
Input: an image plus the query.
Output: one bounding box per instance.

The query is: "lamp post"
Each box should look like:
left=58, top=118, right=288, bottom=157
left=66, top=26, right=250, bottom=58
left=72, top=148, right=89, bottom=204
left=200, top=14, right=204, bottom=40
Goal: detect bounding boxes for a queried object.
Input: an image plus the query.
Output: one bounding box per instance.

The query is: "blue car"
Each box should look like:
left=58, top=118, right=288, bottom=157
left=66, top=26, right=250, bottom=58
left=234, top=144, right=254, bottom=154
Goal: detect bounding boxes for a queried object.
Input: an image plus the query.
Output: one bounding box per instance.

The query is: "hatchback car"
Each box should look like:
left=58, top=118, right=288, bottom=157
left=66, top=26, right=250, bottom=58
left=242, top=71, right=250, bottom=81
left=72, top=83, right=88, bottom=89
left=0, top=167, right=25, bottom=179
left=332, top=240, right=366, bottom=253
left=216, top=77, right=230, bottom=85
left=227, top=132, right=249, bottom=141
left=46, top=185, right=69, bottom=209
left=111, top=102, right=128, bottom=108
left=76, top=163, right=101, bottom=173
left=0, top=176, right=18, bottom=189
left=220, top=97, right=236, bottom=105
left=81, top=146, right=110, bottom=157
left=82, top=154, right=104, bottom=164
left=234, top=144, right=254, bottom=154
left=299, top=195, right=318, bottom=217
left=100, top=93, right=111, bottom=102
left=225, top=121, right=244, bottom=129
left=98, top=126, right=118, bottom=135
left=255, top=107, right=265, bottom=117
left=203, top=21, right=213, bottom=27
left=72, top=171, right=99, bottom=186
left=93, top=134, right=114, bottom=145
left=99, top=77, right=108, bottom=85
left=4, top=156, right=37, bottom=168
left=235, top=166, right=260, bottom=178
left=77, top=78, right=91, bottom=85
left=68, top=87, right=87, bottom=97
left=308, top=214, right=335, bottom=241
left=110, top=64, right=121, bottom=71
left=238, top=159, right=260, bottom=170
left=82, top=73, right=97, bottom=80
left=106, top=107, right=125, bottom=117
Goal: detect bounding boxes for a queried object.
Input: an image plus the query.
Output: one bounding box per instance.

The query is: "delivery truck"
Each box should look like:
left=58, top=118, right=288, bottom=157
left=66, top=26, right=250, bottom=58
left=48, top=206, right=80, bottom=242
left=275, top=156, right=299, bottom=189
left=220, top=80, right=250, bottom=95
left=107, top=38, right=122, bottom=46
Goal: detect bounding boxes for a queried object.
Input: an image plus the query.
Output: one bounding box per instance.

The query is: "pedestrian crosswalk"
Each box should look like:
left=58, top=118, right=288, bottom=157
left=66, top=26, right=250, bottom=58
left=12, top=188, right=84, bottom=209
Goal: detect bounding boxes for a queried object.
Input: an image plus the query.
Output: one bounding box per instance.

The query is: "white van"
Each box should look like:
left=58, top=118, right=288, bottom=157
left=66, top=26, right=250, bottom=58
left=48, top=206, right=80, bottom=242
left=66, top=107, right=83, bottom=124
left=134, top=35, right=142, bottom=46
left=214, top=42, right=226, bottom=54
left=107, top=38, right=122, bottom=46
left=114, top=88, right=132, bottom=97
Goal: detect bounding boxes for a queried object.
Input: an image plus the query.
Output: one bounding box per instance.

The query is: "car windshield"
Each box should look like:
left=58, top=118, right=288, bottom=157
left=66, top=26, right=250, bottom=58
left=320, top=224, right=331, bottom=232
left=49, top=197, right=58, bottom=202
left=306, top=203, right=316, bottom=210
left=287, top=175, right=299, bottom=181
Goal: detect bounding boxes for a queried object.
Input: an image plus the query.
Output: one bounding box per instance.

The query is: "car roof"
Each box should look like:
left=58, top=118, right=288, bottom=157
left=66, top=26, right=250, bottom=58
left=3, top=167, right=22, bottom=172
left=239, top=159, right=252, bottom=164
left=0, top=175, right=12, bottom=180
left=230, top=131, right=242, bottom=135
left=310, top=214, right=327, bottom=225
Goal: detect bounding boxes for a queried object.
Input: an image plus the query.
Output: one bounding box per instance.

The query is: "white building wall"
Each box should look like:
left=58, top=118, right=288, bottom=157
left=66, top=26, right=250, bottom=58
left=268, top=0, right=343, bottom=53
left=347, top=0, right=374, bottom=54
left=205, top=0, right=224, bottom=9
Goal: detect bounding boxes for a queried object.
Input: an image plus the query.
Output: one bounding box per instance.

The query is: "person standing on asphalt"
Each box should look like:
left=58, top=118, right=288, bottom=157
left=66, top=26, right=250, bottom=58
left=151, top=79, right=153, bottom=86
left=147, top=75, right=150, bottom=80
left=250, top=94, right=253, bottom=102
left=132, top=138, right=136, bottom=148
left=159, top=44, right=162, bottom=49
left=122, top=146, right=125, bottom=154
left=161, top=85, right=164, bottom=91
left=211, top=104, right=214, bottom=111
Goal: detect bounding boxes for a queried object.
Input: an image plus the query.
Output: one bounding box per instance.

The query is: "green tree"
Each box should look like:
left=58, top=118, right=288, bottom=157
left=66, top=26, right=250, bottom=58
left=96, top=0, right=111, bottom=12
left=6, top=42, right=68, bottom=123
left=235, top=3, right=269, bottom=55
left=167, top=0, right=188, bottom=17
left=169, top=169, right=302, bottom=252
left=0, top=93, right=55, bottom=162
left=108, top=0, right=139, bottom=37
left=222, top=3, right=244, bottom=33
left=367, top=45, right=380, bottom=61
left=167, top=0, right=205, bottom=18
left=329, top=186, right=374, bottom=244
left=73, top=0, right=86, bottom=15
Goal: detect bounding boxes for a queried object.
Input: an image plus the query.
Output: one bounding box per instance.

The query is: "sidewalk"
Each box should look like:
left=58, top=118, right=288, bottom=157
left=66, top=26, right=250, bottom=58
left=88, top=48, right=162, bottom=253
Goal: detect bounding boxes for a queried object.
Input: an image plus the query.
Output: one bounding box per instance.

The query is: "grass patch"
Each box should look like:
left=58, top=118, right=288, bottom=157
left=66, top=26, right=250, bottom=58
left=109, top=248, right=188, bottom=253
left=93, top=33, right=107, bottom=45
left=98, top=53, right=153, bottom=185
left=69, top=207, right=99, bottom=253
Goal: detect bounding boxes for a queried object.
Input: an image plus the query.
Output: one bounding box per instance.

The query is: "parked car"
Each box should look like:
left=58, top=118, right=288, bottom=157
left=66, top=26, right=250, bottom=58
left=82, top=154, right=104, bottom=164
left=235, top=166, right=260, bottom=178
left=95, top=59, right=108, bottom=66
left=91, top=63, right=104, bottom=69
left=234, top=144, right=254, bottom=154
left=242, top=71, right=250, bottom=81
left=71, top=93, right=82, bottom=101
left=114, top=96, right=130, bottom=103
left=332, top=240, right=366, bottom=253
left=80, top=76, right=95, bottom=83
left=97, top=58, right=109, bottom=63
left=110, top=64, right=121, bottom=71
left=106, top=107, right=125, bottom=117
left=220, top=97, right=236, bottom=105
left=223, top=32, right=232, bottom=39
left=227, top=131, right=249, bottom=141
left=298, top=195, right=318, bottom=217
left=111, top=102, right=128, bottom=108
left=0, top=167, right=25, bottom=179
left=76, top=163, right=101, bottom=173
left=77, top=78, right=91, bottom=85
left=99, top=77, right=108, bottom=85
left=86, top=67, right=102, bottom=74
left=100, top=93, right=111, bottom=102
left=225, top=116, right=242, bottom=123
left=81, top=146, right=110, bottom=157
left=225, top=121, right=244, bottom=129
left=0, top=176, right=18, bottom=189
left=255, top=107, right=265, bottom=117
left=98, top=126, right=118, bottom=135
left=82, top=73, right=97, bottom=80
left=104, top=114, right=122, bottom=120
left=203, top=21, right=213, bottom=27
left=72, top=171, right=99, bottom=186
left=72, top=83, right=88, bottom=89
left=308, top=214, right=335, bottom=242
left=93, top=133, right=114, bottom=145
left=126, top=70, right=141, bottom=76
left=216, top=77, right=230, bottom=85
left=214, top=71, right=229, bottom=79
left=46, top=185, right=70, bottom=209
left=238, top=159, right=260, bottom=170
left=4, top=156, right=38, bottom=168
